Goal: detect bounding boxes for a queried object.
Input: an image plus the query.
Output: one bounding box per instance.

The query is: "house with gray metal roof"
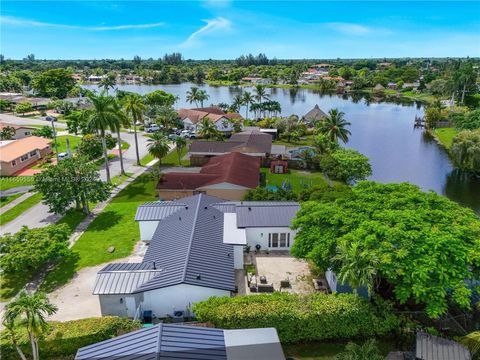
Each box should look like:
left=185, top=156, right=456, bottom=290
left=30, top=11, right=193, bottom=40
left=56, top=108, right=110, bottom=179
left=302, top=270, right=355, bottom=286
left=94, top=194, right=300, bottom=320
left=75, top=323, right=285, bottom=360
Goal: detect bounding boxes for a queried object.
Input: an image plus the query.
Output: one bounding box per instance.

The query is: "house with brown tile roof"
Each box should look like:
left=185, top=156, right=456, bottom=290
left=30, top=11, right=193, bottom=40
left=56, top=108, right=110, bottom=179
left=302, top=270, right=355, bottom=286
left=0, top=122, right=35, bottom=139
left=177, top=107, right=243, bottom=133
left=0, top=136, right=52, bottom=176
left=157, top=152, right=260, bottom=200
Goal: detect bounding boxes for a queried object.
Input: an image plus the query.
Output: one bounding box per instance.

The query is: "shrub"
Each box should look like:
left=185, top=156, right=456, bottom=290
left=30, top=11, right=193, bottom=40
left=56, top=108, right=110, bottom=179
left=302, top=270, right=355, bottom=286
left=193, top=293, right=399, bottom=343
left=0, top=317, right=141, bottom=359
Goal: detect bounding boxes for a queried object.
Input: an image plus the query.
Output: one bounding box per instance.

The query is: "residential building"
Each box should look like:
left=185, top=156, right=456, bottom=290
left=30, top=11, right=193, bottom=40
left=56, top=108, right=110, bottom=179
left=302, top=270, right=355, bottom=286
left=189, top=128, right=285, bottom=166
left=415, top=332, right=471, bottom=360
left=93, top=194, right=299, bottom=318
left=0, top=122, right=35, bottom=139
left=75, top=324, right=285, bottom=360
left=241, top=77, right=272, bottom=85
left=177, top=107, right=242, bottom=134
left=0, top=136, right=52, bottom=176
left=157, top=152, right=260, bottom=200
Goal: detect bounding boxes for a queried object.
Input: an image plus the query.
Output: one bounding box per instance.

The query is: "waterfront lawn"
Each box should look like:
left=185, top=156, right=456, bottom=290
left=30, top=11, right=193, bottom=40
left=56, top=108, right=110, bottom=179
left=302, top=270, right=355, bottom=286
left=262, top=168, right=329, bottom=191
left=434, top=128, right=457, bottom=149
left=0, top=176, right=35, bottom=191
left=0, top=193, right=23, bottom=207
left=0, top=192, right=43, bottom=226
left=41, top=173, right=157, bottom=292
left=54, top=135, right=81, bottom=153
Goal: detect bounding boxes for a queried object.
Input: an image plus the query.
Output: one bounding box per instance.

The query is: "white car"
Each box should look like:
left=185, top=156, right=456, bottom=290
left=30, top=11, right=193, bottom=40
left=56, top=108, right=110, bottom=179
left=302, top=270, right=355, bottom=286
left=146, top=125, right=162, bottom=133
left=57, top=152, right=70, bottom=160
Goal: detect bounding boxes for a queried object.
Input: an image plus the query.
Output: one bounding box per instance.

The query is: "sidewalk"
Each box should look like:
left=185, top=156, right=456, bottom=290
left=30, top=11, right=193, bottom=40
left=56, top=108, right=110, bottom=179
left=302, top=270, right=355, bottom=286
left=0, top=192, right=35, bottom=215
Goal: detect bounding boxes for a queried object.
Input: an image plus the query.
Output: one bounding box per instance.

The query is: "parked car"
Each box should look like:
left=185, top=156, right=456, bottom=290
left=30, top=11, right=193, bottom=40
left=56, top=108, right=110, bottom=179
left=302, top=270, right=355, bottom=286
left=45, top=115, right=57, bottom=122
left=181, top=130, right=196, bottom=139
left=57, top=152, right=70, bottom=160
left=168, top=134, right=180, bottom=140
left=145, top=125, right=162, bottom=133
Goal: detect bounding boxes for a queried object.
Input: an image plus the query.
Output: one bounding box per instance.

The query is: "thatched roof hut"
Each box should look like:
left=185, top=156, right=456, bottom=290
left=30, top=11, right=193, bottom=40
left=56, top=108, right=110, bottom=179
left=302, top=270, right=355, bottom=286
left=373, top=83, right=385, bottom=92
left=303, top=104, right=328, bottom=122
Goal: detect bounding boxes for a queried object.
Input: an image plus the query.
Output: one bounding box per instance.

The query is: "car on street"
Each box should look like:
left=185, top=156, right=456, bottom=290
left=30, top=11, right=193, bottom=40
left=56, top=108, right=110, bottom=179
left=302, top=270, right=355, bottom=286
left=145, top=125, right=162, bottom=133
left=45, top=115, right=57, bottom=122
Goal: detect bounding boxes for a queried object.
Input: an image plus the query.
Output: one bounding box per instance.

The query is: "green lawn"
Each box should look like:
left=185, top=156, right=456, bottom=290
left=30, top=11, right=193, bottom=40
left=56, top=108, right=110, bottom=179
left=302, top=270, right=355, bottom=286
left=433, top=128, right=458, bottom=149
left=273, top=135, right=315, bottom=147
left=0, top=193, right=23, bottom=208
left=140, top=152, right=155, bottom=166
left=0, top=192, right=43, bottom=226
left=162, top=145, right=190, bottom=167
left=0, top=176, right=35, bottom=191
left=283, top=340, right=397, bottom=360
left=262, top=168, right=329, bottom=191
left=41, top=173, right=158, bottom=292
left=54, top=135, right=82, bottom=154
left=111, top=172, right=133, bottom=186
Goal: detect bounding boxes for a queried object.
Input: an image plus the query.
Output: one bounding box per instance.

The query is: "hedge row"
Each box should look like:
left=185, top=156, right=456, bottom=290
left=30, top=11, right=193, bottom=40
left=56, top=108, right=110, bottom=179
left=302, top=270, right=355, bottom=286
left=0, top=316, right=141, bottom=359
left=193, top=293, right=399, bottom=344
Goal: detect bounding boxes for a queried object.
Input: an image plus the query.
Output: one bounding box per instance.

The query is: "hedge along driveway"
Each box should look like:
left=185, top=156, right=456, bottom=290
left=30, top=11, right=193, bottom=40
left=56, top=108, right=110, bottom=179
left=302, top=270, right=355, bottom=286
left=41, top=173, right=158, bottom=292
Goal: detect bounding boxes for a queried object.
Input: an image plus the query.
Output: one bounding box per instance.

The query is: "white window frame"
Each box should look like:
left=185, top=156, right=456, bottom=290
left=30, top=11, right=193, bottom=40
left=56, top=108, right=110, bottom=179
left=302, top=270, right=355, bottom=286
left=268, top=232, right=291, bottom=248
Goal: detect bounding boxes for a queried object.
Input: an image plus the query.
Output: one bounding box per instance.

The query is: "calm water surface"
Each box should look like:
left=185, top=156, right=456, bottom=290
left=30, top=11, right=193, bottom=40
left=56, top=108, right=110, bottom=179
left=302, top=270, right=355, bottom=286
left=83, top=83, right=480, bottom=213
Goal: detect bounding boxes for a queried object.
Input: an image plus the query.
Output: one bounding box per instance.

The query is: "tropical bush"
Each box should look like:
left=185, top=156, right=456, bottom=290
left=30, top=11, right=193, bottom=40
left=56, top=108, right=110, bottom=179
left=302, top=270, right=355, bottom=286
left=193, top=293, right=399, bottom=343
left=0, top=317, right=141, bottom=359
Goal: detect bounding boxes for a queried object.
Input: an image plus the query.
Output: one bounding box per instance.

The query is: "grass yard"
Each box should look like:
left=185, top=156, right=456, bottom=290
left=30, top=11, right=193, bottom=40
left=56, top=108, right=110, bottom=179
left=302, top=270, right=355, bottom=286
left=0, top=192, right=43, bottom=226
left=140, top=152, right=155, bottom=166
left=54, top=135, right=82, bottom=153
left=41, top=173, right=158, bottom=292
left=262, top=168, right=329, bottom=191
left=0, top=193, right=23, bottom=207
left=283, top=339, right=397, bottom=360
left=273, top=135, right=315, bottom=147
left=0, top=176, right=35, bottom=191
left=162, top=144, right=190, bottom=167
left=433, top=128, right=458, bottom=149
left=111, top=172, right=133, bottom=186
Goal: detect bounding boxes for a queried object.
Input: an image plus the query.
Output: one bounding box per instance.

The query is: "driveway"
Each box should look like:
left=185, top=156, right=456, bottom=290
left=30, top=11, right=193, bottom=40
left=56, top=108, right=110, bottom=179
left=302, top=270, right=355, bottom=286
left=47, top=241, right=147, bottom=322
left=0, top=113, right=67, bottom=129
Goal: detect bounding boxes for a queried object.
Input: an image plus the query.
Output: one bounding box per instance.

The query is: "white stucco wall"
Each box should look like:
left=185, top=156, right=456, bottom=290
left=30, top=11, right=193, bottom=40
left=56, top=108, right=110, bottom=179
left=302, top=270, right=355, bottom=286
left=215, top=118, right=234, bottom=132
left=142, top=284, right=230, bottom=318
left=245, top=227, right=297, bottom=250
left=139, top=221, right=159, bottom=241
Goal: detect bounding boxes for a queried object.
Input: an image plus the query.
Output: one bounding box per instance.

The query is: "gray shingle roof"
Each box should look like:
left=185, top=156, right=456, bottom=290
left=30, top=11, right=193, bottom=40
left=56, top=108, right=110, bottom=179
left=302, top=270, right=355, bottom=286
left=136, top=194, right=236, bottom=292
left=135, top=201, right=186, bottom=221
left=416, top=332, right=471, bottom=360
left=75, top=324, right=227, bottom=360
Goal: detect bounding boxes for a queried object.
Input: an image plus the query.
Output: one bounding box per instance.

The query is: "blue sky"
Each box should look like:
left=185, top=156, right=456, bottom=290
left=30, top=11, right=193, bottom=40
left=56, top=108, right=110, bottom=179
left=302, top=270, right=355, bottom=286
left=1, top=1, right=479, bottom=59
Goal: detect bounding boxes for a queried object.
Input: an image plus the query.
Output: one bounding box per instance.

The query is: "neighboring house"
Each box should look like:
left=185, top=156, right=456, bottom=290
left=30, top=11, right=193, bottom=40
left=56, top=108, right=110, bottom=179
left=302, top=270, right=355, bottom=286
left=416, top=331, right=471, bottom=360
left=0, top=122, right=34, bottom=139
left=241, top=77, right=272, bottom=85
left=0, top=94, right=50, bottom=110
left=94, top=194, right=299, bottom=318
left=75, top=324, right=285, bottom=360
left=325, top=269, right=369, bottom=299
left=157, top=152, right=260, bottom=200
left=0, top=136, right=52, bottom=176
left=177, top=107, right=243, bottom=133
left=387, top=82, right=397, bottom=90
left=189, top=128, right=285, bottom=166
left=302, top=104, right=328, bottom=124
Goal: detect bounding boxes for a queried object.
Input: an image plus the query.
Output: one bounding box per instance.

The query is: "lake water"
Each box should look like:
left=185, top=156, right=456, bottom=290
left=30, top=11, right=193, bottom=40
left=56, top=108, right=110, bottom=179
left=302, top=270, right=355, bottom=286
left=83, top=83, right=480, bottom=213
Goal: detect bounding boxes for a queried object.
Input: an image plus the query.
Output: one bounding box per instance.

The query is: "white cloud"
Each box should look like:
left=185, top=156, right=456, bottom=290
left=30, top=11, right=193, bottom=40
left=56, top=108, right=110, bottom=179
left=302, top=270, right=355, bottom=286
left=180, top=17, right=231, bottom=47
left=325, top=22, right=372, bottom=35
left=0, top=16, right=164, bottom=31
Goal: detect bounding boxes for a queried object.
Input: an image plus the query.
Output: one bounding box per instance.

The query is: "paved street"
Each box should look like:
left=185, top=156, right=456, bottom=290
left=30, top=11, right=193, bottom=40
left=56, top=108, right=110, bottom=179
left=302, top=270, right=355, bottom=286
left=0, top=113, right=67, bottom=129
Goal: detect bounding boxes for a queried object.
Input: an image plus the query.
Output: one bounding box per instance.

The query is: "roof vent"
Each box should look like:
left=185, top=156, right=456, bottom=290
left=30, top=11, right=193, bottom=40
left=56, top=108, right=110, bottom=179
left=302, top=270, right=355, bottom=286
left=227, top=253, right=231, bottom=257
left=185, top=206, right=189, bottom=210
left=153, top=261, right=156, bottom=270
left=213, top=215, right=216, bottom=219
left=248, top=207, right=252, bottom=211
left=179, top=216, right=181, bottom=221
left=196, top=274, right=202, bottom=280
left=204, top=206, right=208, bottom=210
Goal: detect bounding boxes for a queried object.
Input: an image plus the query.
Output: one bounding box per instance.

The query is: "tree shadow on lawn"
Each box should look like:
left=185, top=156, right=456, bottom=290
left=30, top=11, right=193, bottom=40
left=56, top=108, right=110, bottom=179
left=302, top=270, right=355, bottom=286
left=40, top=252, right=80, bottom=293
left=112, top=173, right=157, bottom=203
left=86, top=210, right=123, bottom=232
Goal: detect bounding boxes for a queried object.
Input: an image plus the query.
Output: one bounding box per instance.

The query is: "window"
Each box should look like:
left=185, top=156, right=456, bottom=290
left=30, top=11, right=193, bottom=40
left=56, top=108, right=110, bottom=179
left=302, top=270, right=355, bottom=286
left=25, top=132, right=31, bottom=136
left=30, top=150, right=38, bottom=157
left=11, top=160, right=16, bottom=166
left=268, top=232, right=291, bottom=248
left=20, top=154, right=28, bottom=162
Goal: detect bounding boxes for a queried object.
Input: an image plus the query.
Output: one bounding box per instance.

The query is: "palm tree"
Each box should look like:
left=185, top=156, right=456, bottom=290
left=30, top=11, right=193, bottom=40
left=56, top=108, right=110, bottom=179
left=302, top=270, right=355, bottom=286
left=335, top=339, right=383, bottom=360
left=242, top=91, right=254, bottom=119
left=87, top=92, right=118, bottom=183
left=254, top=84, right=269, bottom=117
left=231, top=94, right=243, bottom=113
left=174, top=136, right=187, bottom=166
left=186, top=86, right=200, bottom=107
left=459, top=331, right=480, bottom=358
left=198, top=117, right=220, bottom=140
left=317, top=109, right=351, bottom=143
left=197, top=90, right=210, bottom=108
left=332, top=240, right=378, bottom=295
left=147, top=132, right=170, bottom=170
left=123, top=93, right=146, bottom=165
left=3, top=291, right=57, bottom=360
left=111, top=99, right=130, bottom=175
left=99, top=75, right=116, bottom=95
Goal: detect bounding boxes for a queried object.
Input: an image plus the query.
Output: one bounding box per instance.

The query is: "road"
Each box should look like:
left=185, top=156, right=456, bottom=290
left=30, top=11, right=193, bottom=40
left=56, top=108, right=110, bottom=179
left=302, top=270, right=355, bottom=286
left=0, top=113, right=67, bottom=129
left=0, top=129, right=153, bottom=235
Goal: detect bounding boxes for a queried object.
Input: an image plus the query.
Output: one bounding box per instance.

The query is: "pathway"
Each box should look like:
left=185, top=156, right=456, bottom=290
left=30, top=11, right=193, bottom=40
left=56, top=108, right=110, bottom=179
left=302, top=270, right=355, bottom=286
left=0, top=192, right=35, bottom=215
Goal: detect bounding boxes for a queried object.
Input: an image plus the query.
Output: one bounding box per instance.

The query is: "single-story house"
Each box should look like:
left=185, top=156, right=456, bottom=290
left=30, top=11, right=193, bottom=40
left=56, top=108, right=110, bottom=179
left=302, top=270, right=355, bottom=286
left=75, top=324, right=285, bottom=360
left=157, top=152, right=260, bottom=200
left=94, top=194, right=299, bottom=318
left=189, top=128, right=284, bottom=166
left=0, top=136, right=52, bottom=176
left=241, top=77, right=272, bottom=85
left=0, top=94, right=50, bottom=110
left=177, top=107, right=243, bottom=133
left=387, top=82, right=397, bottom=90
left=0, top=122, right=35, bottom=139
left=302, top=104, right=328, bottom=124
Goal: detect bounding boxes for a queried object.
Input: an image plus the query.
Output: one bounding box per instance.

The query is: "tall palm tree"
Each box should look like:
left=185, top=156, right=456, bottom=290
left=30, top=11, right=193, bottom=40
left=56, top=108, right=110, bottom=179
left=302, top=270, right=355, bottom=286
left=186, top=86, right=200, bottom=107
left=317, top=108, right=351, bottom=143
left=332, top=240, right=378, bottom=295
left=88, top=92, right=118, bottom=183
left=123, top=93, right=146, bottom=165
left=147, top=132, right=171, bottom=170
left=197, top=90, right=210, bottom=108
left=4, top=291, right=57, bottom=360
left=99, top=75, right=116, bottom=95
left=242, top=91, right=254, bottom=119
left=197, top=117, right=220, bottom=140
left=231, top=94, right=243, bottom=113
left=111, top=99, right=130, bottom=175
left=174, top=136, right=187, bottom=166
left=254, top=84, right=269, bottom=117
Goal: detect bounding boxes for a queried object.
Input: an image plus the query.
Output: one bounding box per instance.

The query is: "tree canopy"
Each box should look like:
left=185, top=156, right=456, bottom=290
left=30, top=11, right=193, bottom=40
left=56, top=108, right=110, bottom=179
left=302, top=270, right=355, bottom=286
left=320, top=148, right=372, bottom=183
left=291, top=181, right=480, bottom=318
left=451, top=129, right=480, bottom=173
left=31, top=68, right=75, bottom=98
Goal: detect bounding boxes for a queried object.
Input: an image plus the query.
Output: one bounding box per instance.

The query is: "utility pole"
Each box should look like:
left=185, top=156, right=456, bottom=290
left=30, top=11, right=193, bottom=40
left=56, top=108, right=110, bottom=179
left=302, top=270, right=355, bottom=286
left=51, top=119, right=59, bottom=161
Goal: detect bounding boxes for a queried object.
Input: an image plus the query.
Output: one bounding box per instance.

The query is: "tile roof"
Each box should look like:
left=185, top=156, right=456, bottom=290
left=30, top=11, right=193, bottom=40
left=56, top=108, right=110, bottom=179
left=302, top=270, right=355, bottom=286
left=0, top=136, right=51, bottom=162
left=157, top=152, right=260, bottom=190
left=0, top=122, right=34, bottom=130
left=177, top=107, right=240, bottom=125
left=75, top=324, right=227, bottom=360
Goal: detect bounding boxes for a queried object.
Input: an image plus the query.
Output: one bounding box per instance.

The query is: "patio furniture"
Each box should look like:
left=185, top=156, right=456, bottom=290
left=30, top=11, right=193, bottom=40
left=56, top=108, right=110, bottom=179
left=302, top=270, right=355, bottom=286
left=257, top=284, right=274, bottom=293
left=259, top=275, right=267, bottom=284
left=280, top=279, right=291, bottom=289
left=249, top=285, right=258, bottom=293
